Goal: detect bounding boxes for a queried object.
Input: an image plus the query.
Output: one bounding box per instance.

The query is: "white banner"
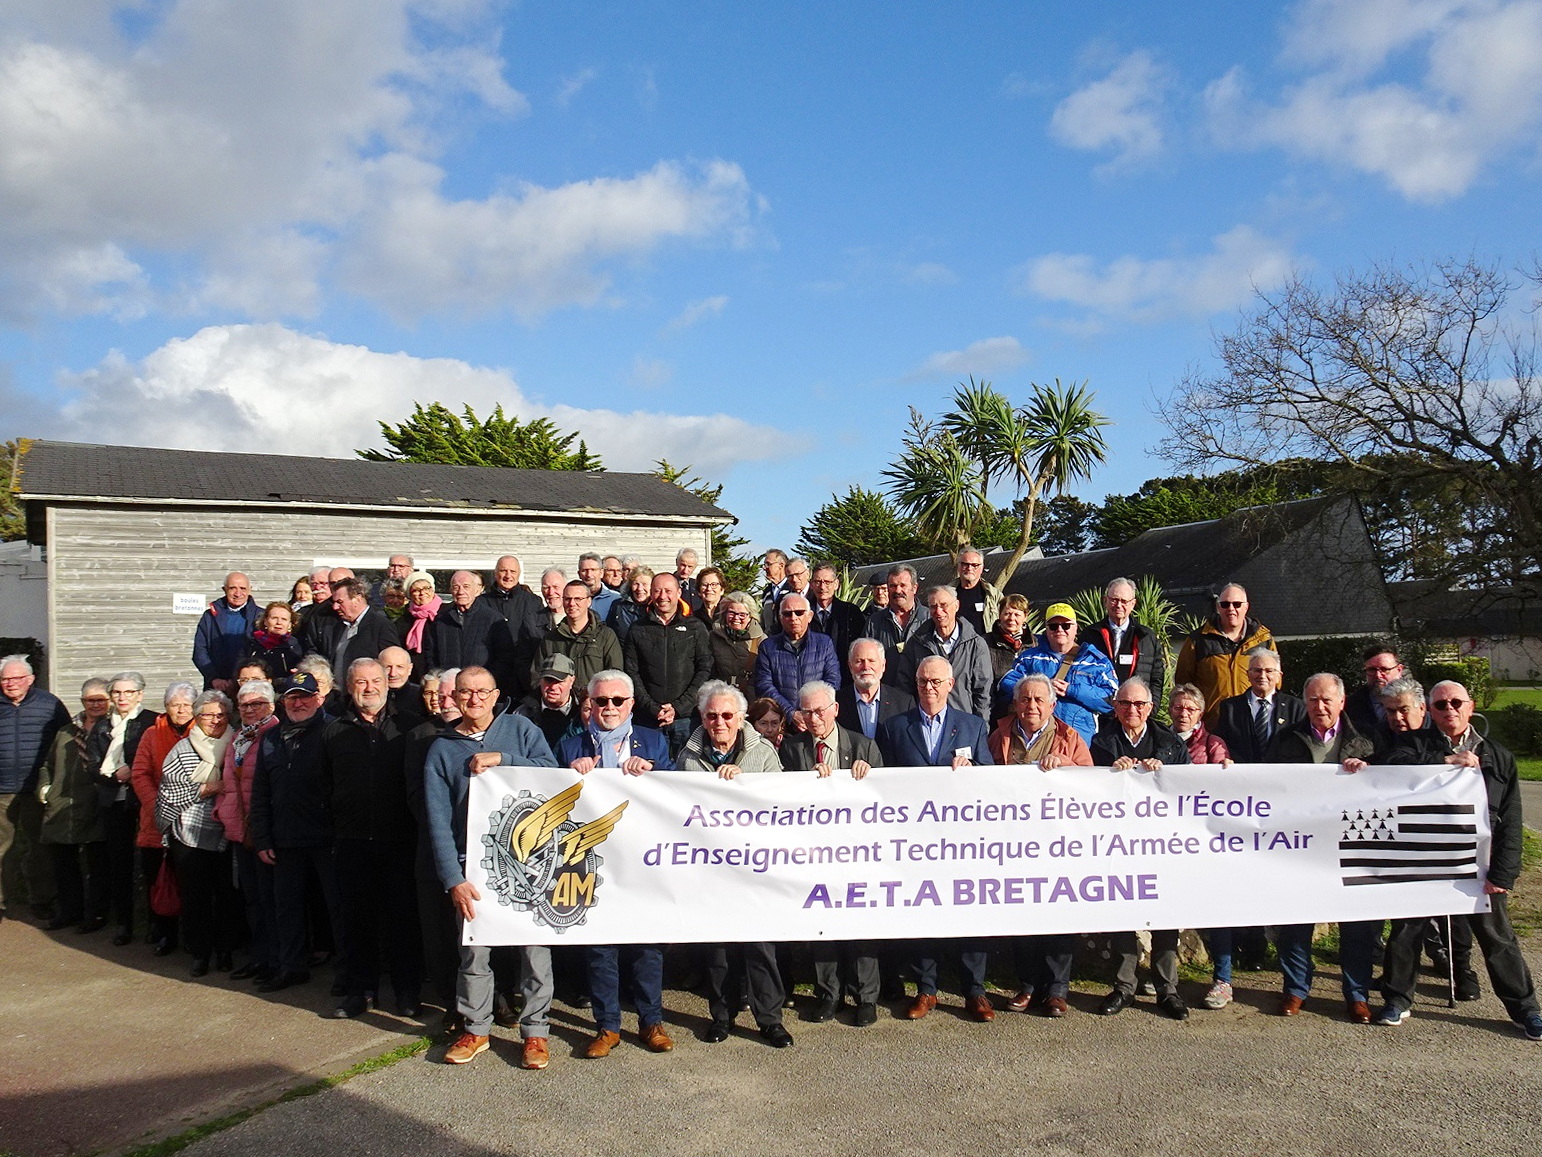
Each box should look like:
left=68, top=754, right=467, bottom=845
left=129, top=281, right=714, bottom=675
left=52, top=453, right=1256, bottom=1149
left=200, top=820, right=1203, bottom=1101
left=462, top=762, right=1492, bottom=946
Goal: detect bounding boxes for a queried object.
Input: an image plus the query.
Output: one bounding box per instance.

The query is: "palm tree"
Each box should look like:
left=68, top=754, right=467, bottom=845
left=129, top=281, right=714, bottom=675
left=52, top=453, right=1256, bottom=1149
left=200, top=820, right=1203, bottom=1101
left=941, top=377, right=1111, bottom=581
left=881, top=408, right=992, bottom=554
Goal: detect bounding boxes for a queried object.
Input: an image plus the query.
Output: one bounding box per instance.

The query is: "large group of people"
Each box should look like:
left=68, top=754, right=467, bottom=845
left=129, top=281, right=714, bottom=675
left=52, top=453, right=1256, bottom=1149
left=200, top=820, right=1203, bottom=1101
left=1, top=545, right=1538, bottom=1073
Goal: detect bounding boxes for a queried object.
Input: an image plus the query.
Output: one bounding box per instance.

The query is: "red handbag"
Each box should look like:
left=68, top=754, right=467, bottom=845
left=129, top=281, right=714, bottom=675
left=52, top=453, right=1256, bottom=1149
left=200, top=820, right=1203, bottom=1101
left=150, top=858, right=182, bottom=918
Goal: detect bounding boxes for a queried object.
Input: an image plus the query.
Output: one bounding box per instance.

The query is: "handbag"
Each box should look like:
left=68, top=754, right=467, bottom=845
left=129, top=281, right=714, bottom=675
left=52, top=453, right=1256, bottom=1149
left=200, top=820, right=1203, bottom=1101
left=150, top=857, right=182, bottom=918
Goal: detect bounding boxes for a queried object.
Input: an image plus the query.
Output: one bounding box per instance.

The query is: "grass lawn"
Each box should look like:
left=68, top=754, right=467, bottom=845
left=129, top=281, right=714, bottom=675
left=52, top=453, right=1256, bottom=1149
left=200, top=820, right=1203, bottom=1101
left=1492, top=686, right=1542, bottom=709
left=1517, top=757, right=1542, bottom=782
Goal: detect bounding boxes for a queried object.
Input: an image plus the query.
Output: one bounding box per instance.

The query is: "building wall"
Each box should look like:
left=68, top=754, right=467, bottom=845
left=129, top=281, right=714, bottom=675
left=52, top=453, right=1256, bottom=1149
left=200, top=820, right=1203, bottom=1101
left=43, top=503, right=713, bottom=696
left=0, top=541, right=49, bottom=643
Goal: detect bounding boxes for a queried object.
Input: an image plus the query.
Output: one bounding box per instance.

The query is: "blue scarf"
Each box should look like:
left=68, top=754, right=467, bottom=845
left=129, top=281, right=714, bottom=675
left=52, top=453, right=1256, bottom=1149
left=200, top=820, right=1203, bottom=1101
left=588, top=718, right=634, bottom=768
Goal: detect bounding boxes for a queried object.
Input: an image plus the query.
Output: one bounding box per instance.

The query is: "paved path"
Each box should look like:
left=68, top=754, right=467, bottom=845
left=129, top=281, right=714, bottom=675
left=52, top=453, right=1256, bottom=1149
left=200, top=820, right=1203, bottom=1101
left=1520, top=778, right=1542, bottom=830
left=0, top=917, right=417, bottom=1157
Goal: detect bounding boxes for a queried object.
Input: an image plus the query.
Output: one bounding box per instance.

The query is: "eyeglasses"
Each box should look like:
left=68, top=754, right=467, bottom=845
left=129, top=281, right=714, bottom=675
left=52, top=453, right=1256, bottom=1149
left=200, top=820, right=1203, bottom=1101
left=82, top=697, right=110, bottom=706
left=1114, top=699, right=1152, bottom=709
left=703, top=711, right=740, bottom=721
left=781, top=608, right=808, bottom=617
left=0, top=675, right=30, bottom=684
left=916, top=677, right=950, bottom=687
left=1364, top=664, right=1402, bottom=675
left=1217, top=600, right=1245, bottom=609
left=195, top=711, right=228, bottom=721
left=590, top=696, right=631, bottom=708
left=458, top=687, right=498, bottom=700
left=800, top=702, right=835, bottom=716
left=1432, top=698, right=1468, bottom=710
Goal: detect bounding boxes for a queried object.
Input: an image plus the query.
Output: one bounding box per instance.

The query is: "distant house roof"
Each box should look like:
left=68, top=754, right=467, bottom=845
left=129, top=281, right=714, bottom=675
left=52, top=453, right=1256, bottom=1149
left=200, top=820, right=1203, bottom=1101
left=855, top=497, right=1393, bottom=639
left=16, top=440, right=732, bottom=523
left=1390, top=580, right=1542, bottom=640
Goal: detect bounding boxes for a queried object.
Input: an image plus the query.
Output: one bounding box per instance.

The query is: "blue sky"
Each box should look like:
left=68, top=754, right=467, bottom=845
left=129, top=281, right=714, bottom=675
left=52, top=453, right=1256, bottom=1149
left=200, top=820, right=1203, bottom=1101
left=2, top=0, right=1539, bottom=553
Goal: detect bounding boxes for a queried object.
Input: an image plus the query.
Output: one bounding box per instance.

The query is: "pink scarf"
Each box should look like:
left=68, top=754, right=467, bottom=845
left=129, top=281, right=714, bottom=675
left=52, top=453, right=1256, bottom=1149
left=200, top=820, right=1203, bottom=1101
left=405, top=595, right=442, bottom=652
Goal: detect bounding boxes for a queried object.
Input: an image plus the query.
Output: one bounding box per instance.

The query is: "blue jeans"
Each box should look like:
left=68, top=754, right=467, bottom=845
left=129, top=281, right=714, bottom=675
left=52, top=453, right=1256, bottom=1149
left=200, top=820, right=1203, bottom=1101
left=1204, top=927, right=1234, bottom=984
left=585, top=943, right=664, bottom=1032
left=1276, top=921, right=1381, bottom=1002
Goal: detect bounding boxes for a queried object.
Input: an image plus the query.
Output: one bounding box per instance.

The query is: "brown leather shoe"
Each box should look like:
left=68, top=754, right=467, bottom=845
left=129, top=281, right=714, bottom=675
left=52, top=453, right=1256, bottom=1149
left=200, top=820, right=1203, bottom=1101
left=584, top=1030, right=622, bottom=1058
left=444, top=1032, right=490, bottom=1065
left=905, top=993, right=938, bottom=1019
left=1038, top=996, right=1068, bottom=1018
left=966, top=994, right=995, bottom=1022
left=1278, top=994, right=1305, bottom=1017
left=640, top=1022, right=674, bottom=1052
left=521, top=1037, right=549, bottom=1070
left=1346, top=1000, right=1371, bottom=1024
left=1007, top=989, right=1033, bottom=1013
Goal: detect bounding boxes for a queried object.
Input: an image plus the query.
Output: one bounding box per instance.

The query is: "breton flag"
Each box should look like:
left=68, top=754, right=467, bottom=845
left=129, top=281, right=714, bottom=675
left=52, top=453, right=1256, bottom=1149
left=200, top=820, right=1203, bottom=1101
left=1338, top=804, right=1480, bottom=886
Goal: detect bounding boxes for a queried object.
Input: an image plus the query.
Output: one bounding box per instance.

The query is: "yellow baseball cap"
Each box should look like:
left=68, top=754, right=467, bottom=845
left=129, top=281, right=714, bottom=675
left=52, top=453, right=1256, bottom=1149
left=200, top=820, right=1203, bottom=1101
left=1043, top=602, right=1077, bottom=624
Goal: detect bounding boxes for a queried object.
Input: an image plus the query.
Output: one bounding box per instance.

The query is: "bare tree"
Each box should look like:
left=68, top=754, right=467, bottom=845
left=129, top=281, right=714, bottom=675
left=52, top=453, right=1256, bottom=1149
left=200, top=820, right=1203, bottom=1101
left=1159, top=258, right=1542, bottom=585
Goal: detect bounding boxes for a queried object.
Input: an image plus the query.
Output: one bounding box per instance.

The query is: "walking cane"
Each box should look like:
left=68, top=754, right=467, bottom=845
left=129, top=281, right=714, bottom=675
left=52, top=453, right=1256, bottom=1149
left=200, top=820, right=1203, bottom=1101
left=1445, top=914, right=1457, bottom=1009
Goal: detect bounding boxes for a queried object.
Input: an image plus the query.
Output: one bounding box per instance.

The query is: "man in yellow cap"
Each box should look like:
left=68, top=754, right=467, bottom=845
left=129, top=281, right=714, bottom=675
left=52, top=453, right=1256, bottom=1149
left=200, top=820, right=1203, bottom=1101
left=996, top=601, right=1117, bottom=742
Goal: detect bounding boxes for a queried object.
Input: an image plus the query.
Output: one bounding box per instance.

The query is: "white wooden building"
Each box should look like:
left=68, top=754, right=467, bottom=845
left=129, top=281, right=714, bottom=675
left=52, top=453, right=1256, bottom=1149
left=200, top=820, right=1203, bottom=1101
left=16, top=440, right=732, bottom=696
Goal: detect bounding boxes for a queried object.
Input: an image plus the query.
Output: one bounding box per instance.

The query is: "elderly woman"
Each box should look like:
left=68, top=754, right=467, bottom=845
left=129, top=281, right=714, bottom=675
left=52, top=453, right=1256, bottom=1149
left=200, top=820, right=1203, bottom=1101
left=746, top=697, right=787, bottom=748
left=38, top=680, right=114, bottom=932
left=605, top=566, right=654, bottom=644
left=89, top=670, right=159, bottom=945
left=1169, top=681, right=1238, bottom=1011
left=986, top=594, right=1031, bottom=720
left=156, top=690, right=239, bottom=977
left=242, top=602, right=304, bottom=682
left=380, top=578, right=410, bottom=624
left=402, top=571, right=442, bottom=678
left=694, top=566, right=727, bottom=623
left=679, top=681, right=792, bottom=1047
left=131, top=681, right=197, bottom=956
left=708, top=591, right=765, bottom=695
left=216, top=680, right=281, bottom=982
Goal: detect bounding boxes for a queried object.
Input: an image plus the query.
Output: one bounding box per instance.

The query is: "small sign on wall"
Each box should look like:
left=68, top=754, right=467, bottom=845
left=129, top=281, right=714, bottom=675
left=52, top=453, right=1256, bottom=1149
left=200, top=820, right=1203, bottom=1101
left=172, top=593, right=208, bottom=616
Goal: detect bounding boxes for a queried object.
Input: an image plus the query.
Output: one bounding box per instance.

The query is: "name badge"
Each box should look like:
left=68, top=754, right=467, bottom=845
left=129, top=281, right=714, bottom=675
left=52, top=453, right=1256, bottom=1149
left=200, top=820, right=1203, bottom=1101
left=1119, top=653, right=1135, bottom=665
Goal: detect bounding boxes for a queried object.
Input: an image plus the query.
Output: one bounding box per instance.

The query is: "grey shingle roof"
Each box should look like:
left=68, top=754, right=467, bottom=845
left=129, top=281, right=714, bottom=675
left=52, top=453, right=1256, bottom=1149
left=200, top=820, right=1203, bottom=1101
left=16, top=440, right=731, bottom=521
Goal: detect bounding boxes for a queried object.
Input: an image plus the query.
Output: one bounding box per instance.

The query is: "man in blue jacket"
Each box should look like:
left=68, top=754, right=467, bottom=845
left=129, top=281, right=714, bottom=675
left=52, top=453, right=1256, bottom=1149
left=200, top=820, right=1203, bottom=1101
left=1, top=655, right=70, bottom=921
left=192, top=573, right=262, bottom=692
left=753, top=593, right=839, bottom=714
left=879, top=655, right=995, bottom=1023
left=559, top=669, right=675, bottom=1059
left=998, top=602, right=1116, bottom=743
left=423, top=666, right=557, bottom=1070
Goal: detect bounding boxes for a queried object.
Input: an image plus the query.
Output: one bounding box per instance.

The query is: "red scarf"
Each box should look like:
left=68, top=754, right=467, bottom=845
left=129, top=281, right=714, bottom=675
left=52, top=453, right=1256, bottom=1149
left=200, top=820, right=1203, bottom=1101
left=251, top=628, right=289, bottom=651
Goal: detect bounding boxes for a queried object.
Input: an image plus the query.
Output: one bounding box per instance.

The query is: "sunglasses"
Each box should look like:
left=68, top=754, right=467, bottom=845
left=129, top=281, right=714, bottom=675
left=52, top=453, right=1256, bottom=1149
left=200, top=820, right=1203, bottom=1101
left=1217, top=600, right=1245, bottom=609
left=1431, top=698, right=1468, bottom=710
left=590, top=696, right=631, bottom=708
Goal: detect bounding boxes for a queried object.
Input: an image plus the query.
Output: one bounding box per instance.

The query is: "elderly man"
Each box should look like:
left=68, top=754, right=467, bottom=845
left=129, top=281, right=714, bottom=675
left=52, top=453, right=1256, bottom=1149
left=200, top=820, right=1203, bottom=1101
left=577, top=553, right=620, bottom=621
left=193, top=572, right=262, bottom=692
left=535, top=581, right=624, bottom=692
left=425, top=571, right=501, bottom=674
left=899, top=585, right=992, bottom=720
left=761, top=556, right=810, bottom=633
left=1084, top=577, right=1166, bottom=690
left=988, top=674, right=1092, bottom=1017
left=623, top=573, right=713, bottom=752
left=1175, top=583, right=1277, bottom=724
left=559, top=670, right=674, bottom=1057
left=1268, top=673, right=1380, bottom=1022
left=835, top=638, right=915, bottom=745
left=953, top=546, right=1000, bottom=637
left=484, top=558, right=550, bottom=701
left=880, top=656, right=994, bottom=1021
left=674, top=548, right=701, bottom=605
left=1, top=655, right=70, bottom=922
left=601, top=556, right=626, bottom=593
left=249, top=672, right=343, bottom=993
left=864, top=564, right=928, bottom=683
left=753, top=592, right=840, bottom=715
left=1091, top=677, right=1191, bottom=1020
left=371, top=554, right=415, bottom=606
left=314, top=577, right=401, bottom=691
left=378, top=645, right=425, bottom=724
left=513, top=654, right=584, bottom=760
left=424, top=667, right=559, bottom=1068
left=806, top=564, right=866, bottom=686
left=779, top=680, right=882, bottom=1026
left=296, top=566, right=334, bottom=633
left=1346, top=642, right=1406, bottom=738
left=1376, top=681, right=1542, bottom=1040
left=299, top=566, right=356, bottom=655
left=89, top=671, right=158, bottom=944
left=761, top=549, right=790, bottom=609
left=679, top=680, right=793, bottom=1047
left=998, top=602, right=1117, bottom=743
left=1214, top=647, right=1307, bottom=763
left=538, top=568, right=566, bottom=630
left=321, top=658, right=421, bottom=1019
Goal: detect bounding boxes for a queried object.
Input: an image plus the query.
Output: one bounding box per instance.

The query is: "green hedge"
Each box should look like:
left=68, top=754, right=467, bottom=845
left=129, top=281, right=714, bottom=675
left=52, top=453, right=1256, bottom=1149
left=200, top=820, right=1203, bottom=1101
left=1484, top=703, right=1542, bottom=755
left=1273, top=636, right=1493, bottom=708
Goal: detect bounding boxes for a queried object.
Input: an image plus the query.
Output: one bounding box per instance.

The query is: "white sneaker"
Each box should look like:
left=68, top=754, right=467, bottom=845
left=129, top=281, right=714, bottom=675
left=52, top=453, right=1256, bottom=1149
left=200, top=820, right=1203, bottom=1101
left=1203, top=981, right=1233, bottom=1010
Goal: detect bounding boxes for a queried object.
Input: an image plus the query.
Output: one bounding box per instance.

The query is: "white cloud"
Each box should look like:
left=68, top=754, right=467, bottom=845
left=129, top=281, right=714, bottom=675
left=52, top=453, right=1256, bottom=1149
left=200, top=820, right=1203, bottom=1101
left=664, top=294, right=729, bottom=333
left=43, top=324, right=792, bottom=477
left=1049, top=50, right=1170, bottom=169
left=905, top=337, right=1029, bottom=381
left=627, top=355, right=674, bottom=388
left=902, top=262, right=959, bottom=287
left=1207, top=0, right=1542, bottom=201
left=0, top=3, right=759, bottom=321
left=1018, top=226, right=1296, bottom=321
left=556, top=66, right=599, bottom=107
